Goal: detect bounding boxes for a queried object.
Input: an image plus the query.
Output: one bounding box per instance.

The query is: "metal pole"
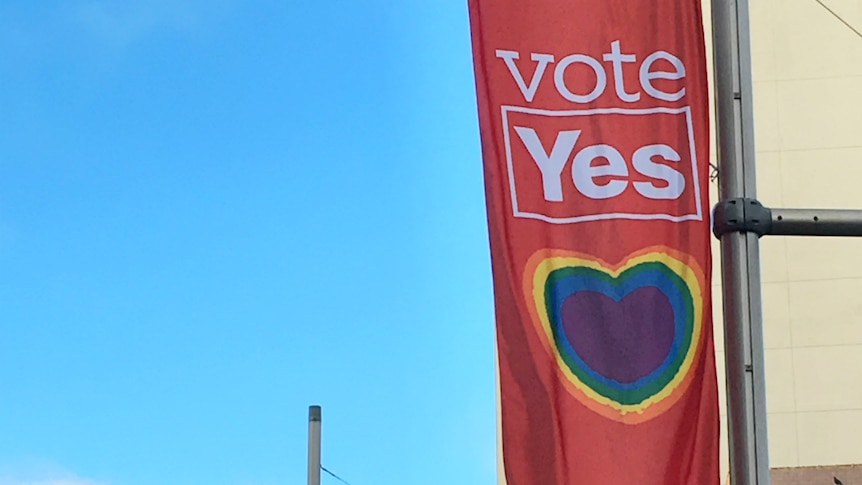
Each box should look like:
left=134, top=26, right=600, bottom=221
left=711, top=1, right=771, bottom=484
left=308, top=405, right=322, bottom=485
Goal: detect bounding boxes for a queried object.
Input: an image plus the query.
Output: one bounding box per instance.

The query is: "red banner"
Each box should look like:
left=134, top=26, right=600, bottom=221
left=469, top=2, right=719, bottom=484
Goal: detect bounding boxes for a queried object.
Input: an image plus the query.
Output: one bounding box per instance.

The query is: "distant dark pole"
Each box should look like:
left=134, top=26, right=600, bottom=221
left=308, top=405, right=322, bottom=485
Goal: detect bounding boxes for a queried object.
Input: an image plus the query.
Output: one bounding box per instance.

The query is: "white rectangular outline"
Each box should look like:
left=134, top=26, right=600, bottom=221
left=501, top=105, right=704, bottom=224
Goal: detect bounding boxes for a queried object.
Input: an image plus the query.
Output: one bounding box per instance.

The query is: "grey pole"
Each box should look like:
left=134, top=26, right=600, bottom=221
left=711, top=1, right=771, bottom=485
left=308, top=405, right=322, bottom=485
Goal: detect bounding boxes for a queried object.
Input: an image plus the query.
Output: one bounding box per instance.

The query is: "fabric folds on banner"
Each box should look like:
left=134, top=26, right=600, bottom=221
left=468, top=2, right=719, bottom=484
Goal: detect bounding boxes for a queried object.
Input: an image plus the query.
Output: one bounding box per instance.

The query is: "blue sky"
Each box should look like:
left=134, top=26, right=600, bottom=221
left=0, top=1, right=497, bottom=484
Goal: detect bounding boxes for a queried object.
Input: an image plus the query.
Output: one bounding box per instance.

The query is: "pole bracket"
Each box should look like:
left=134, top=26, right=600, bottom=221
left=713, top=197, right=772, bottom=238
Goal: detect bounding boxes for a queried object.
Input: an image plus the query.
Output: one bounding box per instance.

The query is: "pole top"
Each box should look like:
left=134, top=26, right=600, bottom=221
left=309, top=405, right=322, bottom=422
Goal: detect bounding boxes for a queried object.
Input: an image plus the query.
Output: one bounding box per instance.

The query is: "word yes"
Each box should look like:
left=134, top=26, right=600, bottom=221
left=514, top=127, right=685, bottom=201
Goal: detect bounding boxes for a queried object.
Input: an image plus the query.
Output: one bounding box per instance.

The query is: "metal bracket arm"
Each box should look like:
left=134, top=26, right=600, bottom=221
left=770, top=208, right=862, bottom=237
left=714, top=198, right=862, bottom=238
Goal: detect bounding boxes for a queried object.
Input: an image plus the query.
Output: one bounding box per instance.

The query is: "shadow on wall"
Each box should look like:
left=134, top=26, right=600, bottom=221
left=724, top=465, right=862, bottom=485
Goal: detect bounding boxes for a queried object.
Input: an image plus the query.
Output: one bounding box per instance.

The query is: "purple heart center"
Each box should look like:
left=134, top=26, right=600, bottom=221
left=560, top=287, right=675, bottom=384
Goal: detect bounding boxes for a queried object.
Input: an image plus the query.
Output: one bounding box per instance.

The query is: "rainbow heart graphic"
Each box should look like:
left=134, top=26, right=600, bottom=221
left=523, top=247, right=706, bottom=424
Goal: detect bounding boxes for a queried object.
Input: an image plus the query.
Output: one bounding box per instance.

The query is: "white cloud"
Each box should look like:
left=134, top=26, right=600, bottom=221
left=2, top=481, right=102, bottom=485
left=0, top=458, right=106, bottom=485
left=0, top=469, right=105, bottom=485
left=73, top=0, right=231, bottom=46
left=0, top=0, right=234, bottom=63
left=76, top=0, right=196, bottom=44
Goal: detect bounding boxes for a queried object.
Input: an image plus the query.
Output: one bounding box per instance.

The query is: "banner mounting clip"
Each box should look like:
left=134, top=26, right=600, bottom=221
left=713, top=198, right=771, bottom=238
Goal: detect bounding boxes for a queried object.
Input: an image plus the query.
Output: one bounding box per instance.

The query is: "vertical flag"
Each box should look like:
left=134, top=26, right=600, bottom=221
left=468, top=1, right=719, bottom=484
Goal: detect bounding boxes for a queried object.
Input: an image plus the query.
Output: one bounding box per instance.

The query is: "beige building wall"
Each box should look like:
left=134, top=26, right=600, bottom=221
left=703, top=0, right=862, bottom=479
